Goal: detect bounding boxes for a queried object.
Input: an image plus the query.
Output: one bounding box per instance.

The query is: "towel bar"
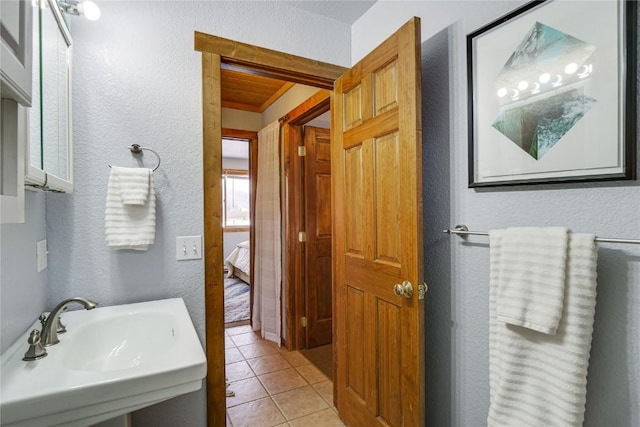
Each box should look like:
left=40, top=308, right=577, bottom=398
left=108, top=144, right=161, bottom=171
left=444, top=224, right=640, bottom=245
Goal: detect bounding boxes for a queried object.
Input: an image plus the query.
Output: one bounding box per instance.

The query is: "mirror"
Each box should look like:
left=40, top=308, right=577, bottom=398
left=27, top=0, right=73, bottom=192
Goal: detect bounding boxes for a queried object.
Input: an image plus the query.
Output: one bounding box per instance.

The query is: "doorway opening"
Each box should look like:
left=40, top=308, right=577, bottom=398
left=222, top=137, right=252, bottom=327
left=196, top=31, right=345, bottom=425
left=280, top=90, right=333, bottom=359
left=221, top=84, right=336, bottom=424
left=297, top=122, right=332, bottom=376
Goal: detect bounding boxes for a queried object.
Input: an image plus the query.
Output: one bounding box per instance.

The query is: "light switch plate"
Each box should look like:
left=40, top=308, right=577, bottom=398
left=176, top=236, right=202, bottom=261
left=36, top=240, right=48, bottom=272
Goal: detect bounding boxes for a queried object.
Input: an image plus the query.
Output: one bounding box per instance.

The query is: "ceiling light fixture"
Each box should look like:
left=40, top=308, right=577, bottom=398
left=58, top=0, right=101, bottom=20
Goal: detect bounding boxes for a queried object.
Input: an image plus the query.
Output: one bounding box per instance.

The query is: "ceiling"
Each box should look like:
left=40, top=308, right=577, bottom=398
left=221, top=1, right=377, bottom=113
left=282, top=1, right=377, bottom=24
left=221, top=65, right=295, bottom=113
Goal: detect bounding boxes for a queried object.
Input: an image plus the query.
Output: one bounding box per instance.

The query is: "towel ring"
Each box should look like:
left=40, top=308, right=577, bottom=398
left=108, top=144, right=161, bottom=171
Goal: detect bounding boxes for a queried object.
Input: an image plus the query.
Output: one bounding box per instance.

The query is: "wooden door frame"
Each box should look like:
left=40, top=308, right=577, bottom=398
left=280, top=90, right=331, bottom=351
left=196, top=32, right=346, bottom=427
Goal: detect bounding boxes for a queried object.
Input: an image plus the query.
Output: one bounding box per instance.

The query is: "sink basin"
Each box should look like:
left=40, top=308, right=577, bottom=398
left=61, top=311, right=177, bottom=372
left=0, top=298, right=206, bottom=427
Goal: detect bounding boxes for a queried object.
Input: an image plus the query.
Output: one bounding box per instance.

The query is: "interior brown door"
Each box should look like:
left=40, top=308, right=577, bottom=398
left=332, top=17, right=424, bottom=427
left=304, top=126, right=333, bottom=348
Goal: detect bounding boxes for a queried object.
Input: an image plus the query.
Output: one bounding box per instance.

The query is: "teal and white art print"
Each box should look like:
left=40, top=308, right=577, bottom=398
left=467, top=0, right=636, bottom=186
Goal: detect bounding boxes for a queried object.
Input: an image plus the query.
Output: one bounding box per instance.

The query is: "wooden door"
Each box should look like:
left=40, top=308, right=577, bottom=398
left=332, top=17, right=424, bottom=427
left=304, top=126, right=333, bottom=348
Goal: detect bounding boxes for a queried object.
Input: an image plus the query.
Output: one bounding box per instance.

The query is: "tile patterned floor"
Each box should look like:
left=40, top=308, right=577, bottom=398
left=225, top=325, right=345, bottom=427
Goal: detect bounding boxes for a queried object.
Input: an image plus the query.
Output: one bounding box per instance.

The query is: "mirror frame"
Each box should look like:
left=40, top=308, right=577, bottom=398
left=25, top=0, right=73, bottom=193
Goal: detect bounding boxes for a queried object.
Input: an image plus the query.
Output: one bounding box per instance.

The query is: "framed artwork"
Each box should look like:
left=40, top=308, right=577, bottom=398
left=467, top=0, right=637, bottom=187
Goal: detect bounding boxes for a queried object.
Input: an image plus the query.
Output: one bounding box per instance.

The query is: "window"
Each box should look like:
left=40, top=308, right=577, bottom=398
left=222, top=169, right=250, bottom=230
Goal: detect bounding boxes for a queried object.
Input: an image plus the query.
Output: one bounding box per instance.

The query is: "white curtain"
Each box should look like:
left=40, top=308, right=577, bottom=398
left=253, top=121, right=282, bottom=344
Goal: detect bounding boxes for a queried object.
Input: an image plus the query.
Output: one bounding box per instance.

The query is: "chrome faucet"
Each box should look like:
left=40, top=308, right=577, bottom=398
left=40, top=297, right=97, bottom=346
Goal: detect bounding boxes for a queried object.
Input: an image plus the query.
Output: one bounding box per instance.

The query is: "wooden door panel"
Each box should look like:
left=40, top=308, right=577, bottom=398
left=345, top=291, right=405, bottom=426
left=377, top=298, right=402, bottom=426
left=334, top=17, right=423, bottom=427
left=315, top=175, right=331, bottom=237
left=316, top=134, right=332, bottom=163
left=314, top=251, right=332, bottom=320
left=305, top=126, right=333, bottom=348
left=344, top=145, right=365, bottom=257
left=307, top=248, right=332, bottom=346
left=374, top=132, right=402, bottom=265
left=374, top=60, right=399, bottom=115
left=346, top=285, right=366, bottom=398
left=343, top=85, right=363, bottom=131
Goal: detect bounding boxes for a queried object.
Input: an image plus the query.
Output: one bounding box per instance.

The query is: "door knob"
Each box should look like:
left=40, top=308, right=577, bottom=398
left=393, top=281, right=414, bottom=299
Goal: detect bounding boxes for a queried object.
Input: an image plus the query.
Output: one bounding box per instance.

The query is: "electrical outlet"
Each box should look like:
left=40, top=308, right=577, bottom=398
left=176, top=236, right=202, bottom=261
left=36, top=240, right=48, bottom=272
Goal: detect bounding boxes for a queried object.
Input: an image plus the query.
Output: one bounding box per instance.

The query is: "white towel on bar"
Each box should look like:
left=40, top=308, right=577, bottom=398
left=109, top=166, right=151, bottom=205
left=497, top=227, right=569, bottom=334
left=105, top=167, right=156, bottom=251
left=488, top=230, right=598, bottom=427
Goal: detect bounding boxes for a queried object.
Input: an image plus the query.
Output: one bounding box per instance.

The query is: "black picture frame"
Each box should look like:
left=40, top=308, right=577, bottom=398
left=467, top=0, right=637, bottom=187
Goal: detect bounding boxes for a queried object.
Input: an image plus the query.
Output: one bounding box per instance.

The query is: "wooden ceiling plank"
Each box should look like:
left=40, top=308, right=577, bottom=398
left=222, top=88, right=269, bottom=102
left=223, top=74, right=283, bottom=91
left=222, top=67, right=294, bottom=110
left=222, top=100, right=262, bottom=112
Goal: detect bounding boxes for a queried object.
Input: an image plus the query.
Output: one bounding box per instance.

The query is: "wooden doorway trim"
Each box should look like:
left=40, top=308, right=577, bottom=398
left=195, top=32, right=345, bottom=89
left=281, top=90, right=330, bottom=351
left=197, top=33, right=346, bottom=427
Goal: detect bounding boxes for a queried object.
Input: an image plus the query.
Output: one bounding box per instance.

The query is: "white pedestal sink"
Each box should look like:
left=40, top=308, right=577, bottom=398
left=0, top=298, right=206, bottom=427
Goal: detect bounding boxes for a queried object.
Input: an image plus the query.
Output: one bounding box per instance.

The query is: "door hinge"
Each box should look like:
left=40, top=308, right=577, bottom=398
left=298, top=231, right=307, bottom=242
left=298, top=146, right=306, bottom=156
left=301, top=317, right=307, bottom=327
left=418, top=282, right=428, bottom=300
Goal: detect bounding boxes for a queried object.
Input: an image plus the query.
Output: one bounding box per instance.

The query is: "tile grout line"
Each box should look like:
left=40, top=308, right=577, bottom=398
left=225, top=326, right=339, bottom=426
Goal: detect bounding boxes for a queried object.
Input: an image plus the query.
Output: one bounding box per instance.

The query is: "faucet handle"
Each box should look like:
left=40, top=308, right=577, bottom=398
left=23, top=329, right=47, bottom=361
left=55, top=306, right=68, bottom=334
left=56, top=316, right=67, bottom=334
left=39, top=314, right=47, bottom=328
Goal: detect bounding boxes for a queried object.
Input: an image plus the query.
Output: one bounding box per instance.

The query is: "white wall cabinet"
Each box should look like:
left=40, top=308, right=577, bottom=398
left=1, top=0, right=33, bottom=107
left=1, top=0, right=32, bottom=223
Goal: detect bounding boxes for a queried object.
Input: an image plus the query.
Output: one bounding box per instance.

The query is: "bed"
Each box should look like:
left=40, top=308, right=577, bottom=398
left=224, top=240, right=251, bottom=284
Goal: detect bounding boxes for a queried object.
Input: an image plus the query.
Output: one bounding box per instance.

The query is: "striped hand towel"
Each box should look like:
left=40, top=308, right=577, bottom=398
left=109, top=166, right=151, bottom=205
left=488, top=231, right=598, bottom=427
left=497, top=227, right=569, bottom=334
left=105, top=167, right=156, bottom=251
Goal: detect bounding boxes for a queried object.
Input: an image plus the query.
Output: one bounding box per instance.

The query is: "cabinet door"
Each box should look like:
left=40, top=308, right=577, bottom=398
left=1, top=99, right=26, bottom=224
left=24, top=0, right=73, bottom=193
left=1, top=0, right=33, bottom=106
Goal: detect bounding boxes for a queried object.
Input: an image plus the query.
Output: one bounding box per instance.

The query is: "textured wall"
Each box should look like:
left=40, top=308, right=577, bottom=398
left=222, top=108, right=262, bottom=132
left=353, top=2, right=640, bottom=426
left=44, top=1, right=350, bottom=426
left=0, top=191, right=47, bottom=353
left=261, top=84, right=321, bottom=126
